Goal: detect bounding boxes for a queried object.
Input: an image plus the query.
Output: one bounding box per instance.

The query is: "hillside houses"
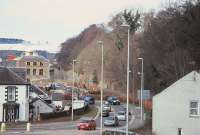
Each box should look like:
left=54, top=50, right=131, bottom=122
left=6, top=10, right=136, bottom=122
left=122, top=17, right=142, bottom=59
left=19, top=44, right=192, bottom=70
left=16, top=51, right=50, bottom=82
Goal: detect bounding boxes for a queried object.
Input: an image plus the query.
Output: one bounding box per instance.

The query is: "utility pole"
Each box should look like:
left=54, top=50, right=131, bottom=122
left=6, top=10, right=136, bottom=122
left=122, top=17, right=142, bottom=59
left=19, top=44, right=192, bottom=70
left=98, top=40, right=104, bottom=135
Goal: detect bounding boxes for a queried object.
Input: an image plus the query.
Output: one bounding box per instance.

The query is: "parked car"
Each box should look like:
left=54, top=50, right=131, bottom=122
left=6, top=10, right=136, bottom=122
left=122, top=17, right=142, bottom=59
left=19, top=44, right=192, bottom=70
left=77, top=118, right=96, bottom=130
left=104, top=116, right=119, bottom=126
left=107, top=96, right=120, bottom=105
left=116, top=111, right=126, bottom=121
left=103, top=102, right=111, bottom=112
left=102, top=108, right=110, bottom=117
left=80, top=96, right=95, bottom=104
left=122, top=106, right=132, bottom=115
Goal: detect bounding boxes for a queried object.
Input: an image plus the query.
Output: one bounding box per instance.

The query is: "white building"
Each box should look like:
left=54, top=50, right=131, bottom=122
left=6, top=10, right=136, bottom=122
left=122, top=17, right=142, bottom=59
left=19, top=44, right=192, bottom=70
left=153, top=71, right=200, bottom=135
left=0, top=67, right=30, bottom=122
left=30, top=97, right=54, bottom=120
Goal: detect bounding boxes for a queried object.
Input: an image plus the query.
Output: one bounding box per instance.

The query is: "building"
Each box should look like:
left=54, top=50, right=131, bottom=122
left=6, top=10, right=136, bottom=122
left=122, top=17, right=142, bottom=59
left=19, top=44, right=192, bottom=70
left=16, top=51, right=50, bottom=82
left=0, top=67, right=30, bottom=122
left=9, top=67, right=27, bottom=80
left=153, top=71, right=200, bottom=135
left=30, top=97, right=54, bottom=121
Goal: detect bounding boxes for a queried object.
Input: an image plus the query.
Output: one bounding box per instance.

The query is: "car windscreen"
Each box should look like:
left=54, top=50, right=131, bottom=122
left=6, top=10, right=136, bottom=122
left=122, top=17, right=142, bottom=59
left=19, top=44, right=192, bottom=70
left=107, top=117, right=114, bottom=120
left=80, top=120, right=90, bottom=123
left=112, top=97, right=117, bottom=100
left=118, top=112, right=125, bottom=115
left=85, top=96, right=93, bottom=100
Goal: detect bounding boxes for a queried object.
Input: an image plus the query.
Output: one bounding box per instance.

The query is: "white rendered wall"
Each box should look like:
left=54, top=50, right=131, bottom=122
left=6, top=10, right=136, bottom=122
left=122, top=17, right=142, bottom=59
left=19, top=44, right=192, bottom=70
left=32, top=100, right=53, bottom=114
left=0, top=85, right=29, bottom=122
left=0, top=85, right=6, bottom=122
left=153, top=72, right=200, bottom=135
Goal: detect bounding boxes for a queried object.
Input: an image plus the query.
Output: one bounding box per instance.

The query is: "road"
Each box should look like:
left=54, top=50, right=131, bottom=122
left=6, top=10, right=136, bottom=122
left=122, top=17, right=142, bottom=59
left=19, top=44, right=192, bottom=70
left=0, top=101, right=138, bottom=135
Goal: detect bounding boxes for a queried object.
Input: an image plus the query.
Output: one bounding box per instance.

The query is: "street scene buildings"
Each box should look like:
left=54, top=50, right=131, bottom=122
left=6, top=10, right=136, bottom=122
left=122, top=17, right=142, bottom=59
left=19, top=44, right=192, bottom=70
left=0, top=0, right=200, bottom=135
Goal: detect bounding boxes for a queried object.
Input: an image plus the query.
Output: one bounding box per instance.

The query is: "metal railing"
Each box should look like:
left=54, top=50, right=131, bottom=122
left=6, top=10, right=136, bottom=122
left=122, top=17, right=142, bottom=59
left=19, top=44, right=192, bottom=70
left=104, top=129, right=139, bottom=135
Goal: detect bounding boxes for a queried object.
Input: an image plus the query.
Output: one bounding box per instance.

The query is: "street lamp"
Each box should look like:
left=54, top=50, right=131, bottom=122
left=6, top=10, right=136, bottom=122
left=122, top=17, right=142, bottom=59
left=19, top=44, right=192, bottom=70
left=121, top=23, right=130, bottom=135
left=138, top=57, right=144, bottom=121
left=97, top=40, right=104, bottom=135
left=72, top=59, right=79, bottom=121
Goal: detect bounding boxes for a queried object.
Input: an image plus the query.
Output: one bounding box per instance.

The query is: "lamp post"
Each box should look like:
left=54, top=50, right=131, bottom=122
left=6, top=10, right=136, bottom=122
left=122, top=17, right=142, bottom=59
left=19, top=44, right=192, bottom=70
left=138, top=57, right=144, bottom=121
left=72, top=59, right=78, bottom=121
left=121, top=24, right=130, bottom=135
left=97, top=40, right=104, bottom=135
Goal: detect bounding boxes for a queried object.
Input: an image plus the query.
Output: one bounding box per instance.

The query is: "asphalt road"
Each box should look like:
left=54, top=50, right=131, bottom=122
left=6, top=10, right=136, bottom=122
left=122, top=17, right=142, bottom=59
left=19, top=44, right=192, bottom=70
left=0, top=101, right=134, bottom=135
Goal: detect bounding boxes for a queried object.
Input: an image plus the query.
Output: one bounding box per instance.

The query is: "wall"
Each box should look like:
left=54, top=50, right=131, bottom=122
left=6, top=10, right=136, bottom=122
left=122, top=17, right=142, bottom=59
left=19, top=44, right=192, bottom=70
left=0, top=85, right=29, bottom=122
left=153, top=72, right=200, bottom=135
left=32, top=100, right=53, bottom=114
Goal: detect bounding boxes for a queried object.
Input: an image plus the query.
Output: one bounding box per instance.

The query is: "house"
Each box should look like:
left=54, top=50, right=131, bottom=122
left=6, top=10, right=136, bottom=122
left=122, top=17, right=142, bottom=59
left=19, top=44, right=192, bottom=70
left=9, top=67, right=27, bottom=80
left=30, top=97, right=54, bottom=121
left=16, top=51, right=50, bottom=82
left=153, top=71, right=200, bottom=135
left=0, top=67, right=30, bottom=122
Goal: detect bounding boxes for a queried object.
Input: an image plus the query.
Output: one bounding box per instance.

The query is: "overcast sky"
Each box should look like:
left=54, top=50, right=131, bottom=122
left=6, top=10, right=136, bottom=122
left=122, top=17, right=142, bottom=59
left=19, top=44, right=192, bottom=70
left=0, top=0, right=174, bottom=45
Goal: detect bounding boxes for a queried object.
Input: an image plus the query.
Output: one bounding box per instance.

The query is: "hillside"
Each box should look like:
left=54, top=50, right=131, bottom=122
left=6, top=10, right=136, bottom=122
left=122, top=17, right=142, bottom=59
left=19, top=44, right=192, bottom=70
left=57, top=22, right=140, bottom=97
left=57, top=0, right=200, bottom=96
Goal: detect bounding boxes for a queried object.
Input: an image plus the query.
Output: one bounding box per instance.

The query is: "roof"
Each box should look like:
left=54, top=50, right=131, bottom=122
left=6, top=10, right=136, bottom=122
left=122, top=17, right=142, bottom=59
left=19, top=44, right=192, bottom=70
left=153, top=71, right=200, bottom=98
left=9, top=67, right=26, bottom=80
left=19, top=55, right=49, bottom=62
left=0, top=67, right=29, bottom=85
left=30, top=85, right=48, bottom=96
left=30, top=97, right=53, bottom=109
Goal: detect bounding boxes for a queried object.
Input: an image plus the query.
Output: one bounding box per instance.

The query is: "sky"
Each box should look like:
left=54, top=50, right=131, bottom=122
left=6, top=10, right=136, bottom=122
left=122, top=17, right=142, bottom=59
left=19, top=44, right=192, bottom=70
left=0, top=0, right=175, bottom=52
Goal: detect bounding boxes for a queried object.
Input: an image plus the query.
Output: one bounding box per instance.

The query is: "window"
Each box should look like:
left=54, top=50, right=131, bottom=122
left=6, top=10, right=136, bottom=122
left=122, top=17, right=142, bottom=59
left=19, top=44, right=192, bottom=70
left=7, top=87, right=16, bottom=101
left=27, top=69, right=30, bottom=75
left=33, top=62, right=37, bottom=66
left=39, top=69, right=43, bottom=75
left=33, top=69, right=37, bottom=75
left=40, top=62, right=43, bottom=66
left=190, top=101, right=199, bottom=116
left=27, top=62, right=30, bottom=66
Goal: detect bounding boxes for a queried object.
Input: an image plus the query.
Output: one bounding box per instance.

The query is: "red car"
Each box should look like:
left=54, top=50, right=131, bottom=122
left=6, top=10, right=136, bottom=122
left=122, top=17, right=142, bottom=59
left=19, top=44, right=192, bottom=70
left=77, top=118, right=96, bottom=130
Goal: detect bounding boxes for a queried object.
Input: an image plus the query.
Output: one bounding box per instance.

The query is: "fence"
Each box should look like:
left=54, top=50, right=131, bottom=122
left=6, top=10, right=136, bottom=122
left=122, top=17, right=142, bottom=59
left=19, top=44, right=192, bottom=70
left=104, top=129, right=139, bottom=135
left=40, top=104, right=88, bottom=120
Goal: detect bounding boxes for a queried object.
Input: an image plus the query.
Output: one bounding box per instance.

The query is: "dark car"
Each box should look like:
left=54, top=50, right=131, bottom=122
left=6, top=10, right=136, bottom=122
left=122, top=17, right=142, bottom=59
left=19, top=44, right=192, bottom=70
left=102, top=108, right=110, bottom=117
left=107, top=96, right=120, bottom=105
left=80, top=96, right=95, bottom=104
left=77, top=118, right=96, bottom=130
left=104, top=116, right=119, bottom=126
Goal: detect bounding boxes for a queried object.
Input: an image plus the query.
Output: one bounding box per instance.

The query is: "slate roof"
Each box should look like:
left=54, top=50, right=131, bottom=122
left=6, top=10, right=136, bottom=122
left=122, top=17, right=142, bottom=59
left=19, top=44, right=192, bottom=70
left=19, top=55, right=49, bottom=62
left=0, top=67, right=29, bottom=85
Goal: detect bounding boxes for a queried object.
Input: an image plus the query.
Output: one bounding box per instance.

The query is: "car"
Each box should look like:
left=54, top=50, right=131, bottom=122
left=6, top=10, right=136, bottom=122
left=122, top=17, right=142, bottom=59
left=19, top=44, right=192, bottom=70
left=122, top=106, right=132, bottom=115
left=116, top=111, right=126, bottom=121
left=104, top=116, right=119, bottom=126
left=103, top=102, right=111, bottom=112
left=102, top=108, right=110, bottom=117
left=107, top=96, right=120, bottom=105
left=77, top=118, right=96, bottom=130
left=80, top=96, right=95, bottom=104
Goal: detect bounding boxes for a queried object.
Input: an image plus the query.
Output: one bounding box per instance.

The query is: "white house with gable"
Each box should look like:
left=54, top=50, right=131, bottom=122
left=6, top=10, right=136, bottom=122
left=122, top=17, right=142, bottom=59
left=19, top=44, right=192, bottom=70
left=0, top=67, right=30, bottom=122
left=153, top=71, right=200, bottom=135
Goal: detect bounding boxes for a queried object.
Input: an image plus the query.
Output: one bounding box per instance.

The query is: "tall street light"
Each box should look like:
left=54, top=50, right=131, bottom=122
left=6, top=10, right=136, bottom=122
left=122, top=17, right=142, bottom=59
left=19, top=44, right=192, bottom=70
left=121, top=23, right=130, bottom=135
left=97, top=40, right=104, bottom=135
left=138, top=57, right=144, bottom=121
left=72, top=59, right=79, bottom=121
